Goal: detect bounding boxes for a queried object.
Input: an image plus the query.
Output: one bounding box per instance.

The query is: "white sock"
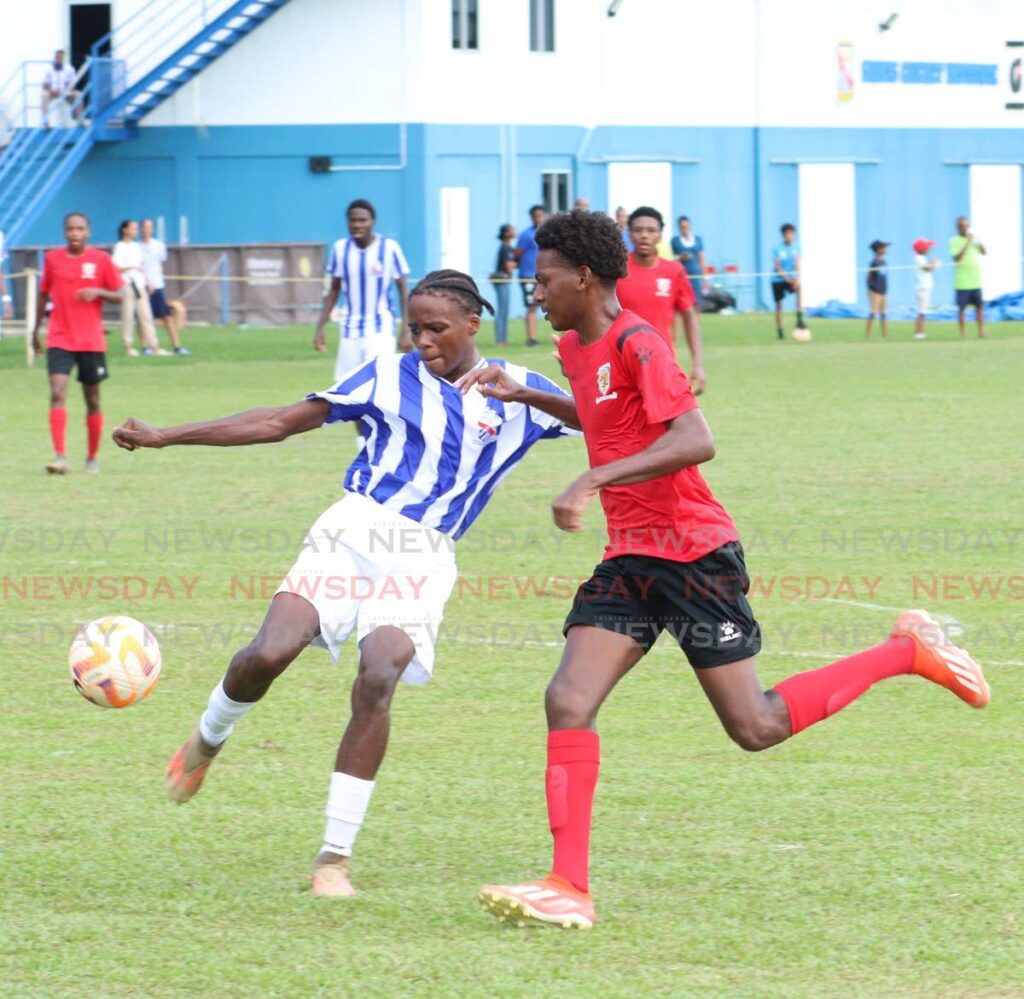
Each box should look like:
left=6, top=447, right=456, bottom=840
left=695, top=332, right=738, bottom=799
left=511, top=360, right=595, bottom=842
left=323, top=772, right=376, bottom=857
left=198, top=680, right=255, bottom=747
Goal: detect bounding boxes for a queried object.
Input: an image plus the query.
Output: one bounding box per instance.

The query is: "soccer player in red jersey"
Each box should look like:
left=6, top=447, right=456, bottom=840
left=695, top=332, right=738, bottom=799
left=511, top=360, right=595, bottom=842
left=465, top=210, right=990, bottom=929
left=32, top=212, right=124, bottom=474
left=616, top=205, right=705, bottom=394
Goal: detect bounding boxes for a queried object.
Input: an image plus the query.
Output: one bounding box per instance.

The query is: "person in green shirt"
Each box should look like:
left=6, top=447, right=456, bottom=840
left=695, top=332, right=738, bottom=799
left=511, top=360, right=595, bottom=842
left=948, top=216, right=986, bottom=339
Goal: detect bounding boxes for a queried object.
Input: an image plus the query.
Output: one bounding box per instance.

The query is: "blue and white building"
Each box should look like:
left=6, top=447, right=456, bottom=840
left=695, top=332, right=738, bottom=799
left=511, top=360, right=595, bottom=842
left=2, top=0, right=1022, bottom=310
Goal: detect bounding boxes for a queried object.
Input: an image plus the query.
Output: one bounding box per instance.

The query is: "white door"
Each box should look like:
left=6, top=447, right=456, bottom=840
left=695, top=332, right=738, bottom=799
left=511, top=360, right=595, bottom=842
left=797, top=163, right=857, bottom=306
left=440, top=186, right=470, bottom=274
left=607, top=162, right=672, bottom=227
left=969, top=165, right=1022, bottom=298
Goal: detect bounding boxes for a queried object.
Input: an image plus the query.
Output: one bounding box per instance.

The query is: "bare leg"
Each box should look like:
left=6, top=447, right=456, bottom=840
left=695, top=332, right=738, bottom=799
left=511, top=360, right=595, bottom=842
left=880, top=314, right=888, bottom=339
left=976, top=305, right=986, bottom=338
left=82, top=382, right=101, bottom=416
left=865, top=315, right=874, bottom=338
left=915, top=313, right=925, bottom=336
left=526, top=304, right=538, bottom=345
left=333, top=626, right=414, bottom=779
left=160, top=316, right=182, bottom=349
left=958, top=308, right=967, bottom=337
left=694, top=657, right=792, bottom=751
left=545, top=625, right=646, bottom=730
left=222, top=592, right=321, bottom=702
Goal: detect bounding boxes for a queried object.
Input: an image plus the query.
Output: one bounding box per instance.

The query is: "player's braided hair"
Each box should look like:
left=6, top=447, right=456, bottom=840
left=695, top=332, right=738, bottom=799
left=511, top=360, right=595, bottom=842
left=411, top=270, right=495, bottom=316
left=534, top=209, right=628, bottom=285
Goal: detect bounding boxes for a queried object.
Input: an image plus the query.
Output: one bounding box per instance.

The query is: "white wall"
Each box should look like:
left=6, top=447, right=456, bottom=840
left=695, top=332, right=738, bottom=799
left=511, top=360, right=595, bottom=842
left=3, top=0, right=1022, bottom=129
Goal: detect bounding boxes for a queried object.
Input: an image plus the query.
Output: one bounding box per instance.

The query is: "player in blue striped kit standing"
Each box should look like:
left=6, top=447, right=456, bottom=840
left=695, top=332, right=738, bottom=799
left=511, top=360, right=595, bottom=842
left=314, top=199, right=412, bottom=381
left=113, top=270, right=580, bottom=897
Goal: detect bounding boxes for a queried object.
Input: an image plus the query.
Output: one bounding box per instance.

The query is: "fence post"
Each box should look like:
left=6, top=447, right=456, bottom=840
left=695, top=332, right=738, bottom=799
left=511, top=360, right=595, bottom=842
left=25, top=268, right=37, bottom=367
left=219, top=253, right=229, bottom=325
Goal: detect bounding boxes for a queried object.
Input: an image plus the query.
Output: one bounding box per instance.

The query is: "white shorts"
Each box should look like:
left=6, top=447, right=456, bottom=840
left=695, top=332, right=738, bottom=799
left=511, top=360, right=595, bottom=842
left=276, top=492, right=457, bottom=684
left=915, top=289, right=931, bottom=315
left=334, top=330, right=395, bottom=382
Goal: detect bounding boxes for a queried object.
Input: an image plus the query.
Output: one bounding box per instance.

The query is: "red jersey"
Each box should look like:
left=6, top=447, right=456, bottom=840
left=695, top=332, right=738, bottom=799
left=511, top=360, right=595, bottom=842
left=616, top=254, right=695, bottom=353
left=558, top=309, right=738, bottom=564
left=40, top=247, right=122, bottom=352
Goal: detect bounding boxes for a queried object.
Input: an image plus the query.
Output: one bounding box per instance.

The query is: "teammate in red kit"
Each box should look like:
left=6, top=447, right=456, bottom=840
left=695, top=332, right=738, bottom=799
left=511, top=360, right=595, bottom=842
left=32, top=212, right=124, bottom=474
left=617, top=205, right=705, bottom=394
left=464, top=209, right=990, bottom=930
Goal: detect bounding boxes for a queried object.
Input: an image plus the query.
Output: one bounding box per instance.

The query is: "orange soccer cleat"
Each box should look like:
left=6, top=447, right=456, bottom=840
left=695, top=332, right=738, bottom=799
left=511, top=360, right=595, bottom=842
left=311, top=853, right=357, bottom=898
left=165, top=727, right=222, bottom=803
left=893, top=610, right=990, bottom=708
left=478, top=875, right=596, bottom=929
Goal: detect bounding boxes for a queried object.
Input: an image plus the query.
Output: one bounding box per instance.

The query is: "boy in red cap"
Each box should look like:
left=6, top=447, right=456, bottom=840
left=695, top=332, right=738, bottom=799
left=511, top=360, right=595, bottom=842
left=913, top=239, right=939, bottom=340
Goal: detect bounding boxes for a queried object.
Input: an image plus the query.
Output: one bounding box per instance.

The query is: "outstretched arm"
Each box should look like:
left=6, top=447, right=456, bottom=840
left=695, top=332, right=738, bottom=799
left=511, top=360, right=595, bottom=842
left=113, top=399, right=331, bottom=451
left=681, top=307, right=706, bottom=395
left=552, top=409, right=715, bottom=531
left=456, top=363, right=581, bottom=430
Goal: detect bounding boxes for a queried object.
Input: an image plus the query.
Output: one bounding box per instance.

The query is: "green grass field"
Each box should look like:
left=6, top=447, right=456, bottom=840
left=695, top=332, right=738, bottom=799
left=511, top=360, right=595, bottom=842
left=2, top=316, right=1022, bottom=998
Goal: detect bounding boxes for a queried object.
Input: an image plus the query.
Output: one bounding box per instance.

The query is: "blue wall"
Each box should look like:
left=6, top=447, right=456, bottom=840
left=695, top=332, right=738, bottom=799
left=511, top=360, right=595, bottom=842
left=20, top=122, right=1024, bottom=313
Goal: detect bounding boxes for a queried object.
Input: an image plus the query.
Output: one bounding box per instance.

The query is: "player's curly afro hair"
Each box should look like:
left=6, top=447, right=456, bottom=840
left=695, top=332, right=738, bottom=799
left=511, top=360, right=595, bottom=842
left=534, top=209, right=628, bottom=285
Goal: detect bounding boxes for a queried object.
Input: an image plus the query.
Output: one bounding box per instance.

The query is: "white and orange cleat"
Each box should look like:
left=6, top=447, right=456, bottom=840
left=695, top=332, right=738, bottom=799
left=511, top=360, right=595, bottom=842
left=311, top=853, right=357, bottom=898
left=478, top=875, right=595, bottom=929
left=165, top=727, right=222, bottom=803
left=893, top=610, right=990, bottom=708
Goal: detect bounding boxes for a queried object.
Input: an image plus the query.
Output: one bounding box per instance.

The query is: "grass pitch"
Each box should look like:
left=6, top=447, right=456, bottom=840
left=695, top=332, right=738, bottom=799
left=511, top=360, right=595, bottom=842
left=2, top=315, right=1022, bottom=998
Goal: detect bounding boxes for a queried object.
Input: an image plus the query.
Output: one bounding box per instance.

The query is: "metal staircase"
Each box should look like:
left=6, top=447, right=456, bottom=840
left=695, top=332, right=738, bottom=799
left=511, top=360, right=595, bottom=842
left=0, top=0, right=292, bottom=247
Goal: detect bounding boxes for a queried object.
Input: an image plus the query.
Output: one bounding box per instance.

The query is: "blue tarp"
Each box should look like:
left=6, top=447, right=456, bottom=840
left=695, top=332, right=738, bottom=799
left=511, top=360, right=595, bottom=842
left=808, top=291, right=1024, bottom=322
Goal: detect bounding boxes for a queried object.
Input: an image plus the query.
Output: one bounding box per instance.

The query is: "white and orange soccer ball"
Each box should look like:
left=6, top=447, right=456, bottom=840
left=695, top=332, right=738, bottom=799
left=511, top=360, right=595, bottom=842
left=68, top=615, right=161, bottom=708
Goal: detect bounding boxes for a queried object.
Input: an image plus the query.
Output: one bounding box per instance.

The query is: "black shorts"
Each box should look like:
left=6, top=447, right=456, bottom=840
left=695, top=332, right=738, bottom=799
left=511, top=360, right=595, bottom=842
left=771, top=280, right=796, bottom=303
left=562, top=543, right=762, bottom=668
left=47, top=348, right=109, bottom=385
left=956, top=288, right=983, bottom=309
left=149, top=288, right=170, bottom=319
left=521, top=280, right=538, bottom=308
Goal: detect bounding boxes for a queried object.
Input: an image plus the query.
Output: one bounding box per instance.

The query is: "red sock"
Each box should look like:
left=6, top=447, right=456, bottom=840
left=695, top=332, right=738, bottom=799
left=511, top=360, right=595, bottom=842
left=86, top=412, right=103, bottom=460
left=49, top=407, right=67, bottom=456
left=547, top=729, right=600, bottom=893
left=774, top=637, right=914, bottom=736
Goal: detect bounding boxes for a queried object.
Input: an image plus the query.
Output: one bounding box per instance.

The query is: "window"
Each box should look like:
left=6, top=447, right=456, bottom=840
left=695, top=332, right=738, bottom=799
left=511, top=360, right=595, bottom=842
left=452, top=0, right=478, bottom=51
left=542, top=171, right=571, bottom=214
left=530, top=0, right=555, bottom=53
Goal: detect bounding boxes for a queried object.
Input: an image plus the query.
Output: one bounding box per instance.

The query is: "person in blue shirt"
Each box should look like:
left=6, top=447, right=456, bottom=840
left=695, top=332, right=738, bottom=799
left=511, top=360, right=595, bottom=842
left=515, top=204, right=546, bottom=346
left=865, top=239, right=890, bottom=339
left=771, top=223, right=806, bottom=340
left=671, top=215, right=708, bottom=305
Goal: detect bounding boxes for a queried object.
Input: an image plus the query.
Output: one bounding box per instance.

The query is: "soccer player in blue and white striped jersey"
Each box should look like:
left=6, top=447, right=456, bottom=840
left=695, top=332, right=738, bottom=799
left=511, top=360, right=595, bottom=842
left=113, top=269, right=579, bottom=897
left=314, top=199, right=411, bottom=381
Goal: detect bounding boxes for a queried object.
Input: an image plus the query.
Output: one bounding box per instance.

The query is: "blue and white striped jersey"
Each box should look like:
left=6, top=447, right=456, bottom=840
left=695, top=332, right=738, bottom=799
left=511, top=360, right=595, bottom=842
left=310, top=353, right=576, bottom=540
left=327, top=236, right=410, bottom=338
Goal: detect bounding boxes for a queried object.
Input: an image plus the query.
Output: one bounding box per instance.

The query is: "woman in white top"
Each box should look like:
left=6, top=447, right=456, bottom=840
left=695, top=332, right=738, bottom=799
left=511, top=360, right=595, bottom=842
left=113, top=219, right=162, bottom=356
left=912, top=238, right=939, bottom=340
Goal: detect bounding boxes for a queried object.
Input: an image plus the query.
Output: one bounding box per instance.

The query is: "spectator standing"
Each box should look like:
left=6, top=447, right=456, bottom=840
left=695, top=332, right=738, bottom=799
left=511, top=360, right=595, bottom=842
left=949, top=216, right=986, bottom=339
left=671, top=216, right=708, bottom=306
left=113, top=220, right=163, bottom=356
left=42, top=51, right=83, bottom=127
left=490, top=224, right=517, bottom=346
left=574, top=197, right=590, bottom=212
left=615, top=206, right=634, bottom=252
left=771, top=223, right=806, bottom=339
left=31, top=212, right=123, bottom=474
left=0, top=228, right=12, bottom=338
left=515, top=205, right=545, bottom=347
left=314, top=199, right=411, bottom=381
left=912, top=238, right=939, bottom=340
left=140, top=218, right=190, bottom=355
left=864, top=239, right=890, bottom=339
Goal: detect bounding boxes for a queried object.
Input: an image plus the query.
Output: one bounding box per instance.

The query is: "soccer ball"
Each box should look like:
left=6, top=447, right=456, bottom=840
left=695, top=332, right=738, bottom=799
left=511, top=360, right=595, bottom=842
left=68, top=615, right=161, bottom=708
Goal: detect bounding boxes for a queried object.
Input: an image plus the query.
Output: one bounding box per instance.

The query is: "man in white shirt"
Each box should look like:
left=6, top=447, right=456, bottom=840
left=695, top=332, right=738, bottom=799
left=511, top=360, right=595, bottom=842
left=140, top=218, right=190, bottom=355
left=314, top=199, right=411, bottom=382
left=0, top=229, right=12, bottom=340
left=42, top=51, right=83, bottom=127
